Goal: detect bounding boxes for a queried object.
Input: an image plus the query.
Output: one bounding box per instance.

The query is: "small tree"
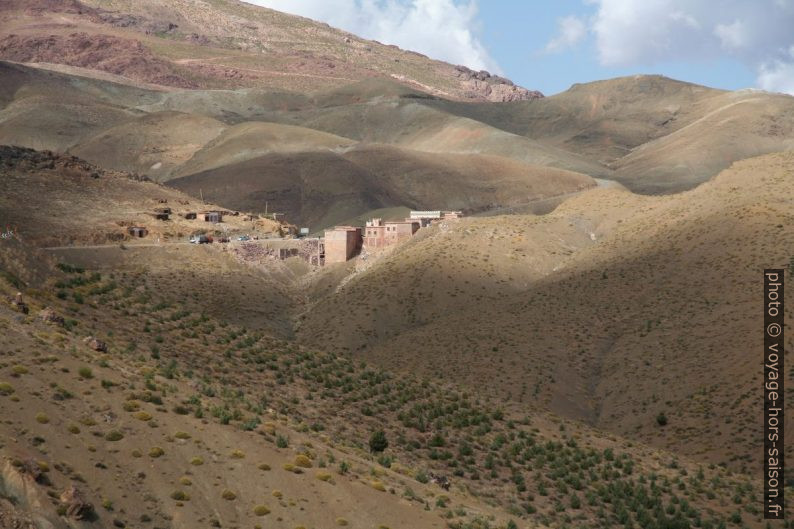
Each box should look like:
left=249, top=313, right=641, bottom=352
left=369, top=430, right=389, bottom=453
left=656, top=412, right=668, bottom=427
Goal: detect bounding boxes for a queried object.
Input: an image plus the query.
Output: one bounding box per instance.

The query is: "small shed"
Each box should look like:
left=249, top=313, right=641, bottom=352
left=152, top=207, right=171, bottom=220
left=184, top=212, right=197, bottom=220
left=204, top=211, right=222, bottom=223
left=128, top=226, right=148, bottom=238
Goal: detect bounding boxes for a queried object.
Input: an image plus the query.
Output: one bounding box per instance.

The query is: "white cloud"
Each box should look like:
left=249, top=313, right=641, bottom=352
left=247, top=0, right=500, bottom=73
left=714, top=20, right=747, bottom=50
left=581, top=0, right=794, bottom=94
left=544, top=15, right=587, bottom=54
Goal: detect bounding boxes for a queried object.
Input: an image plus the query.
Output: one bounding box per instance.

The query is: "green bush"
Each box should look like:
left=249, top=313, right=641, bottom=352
left=369, top=430, right=388, bottom=453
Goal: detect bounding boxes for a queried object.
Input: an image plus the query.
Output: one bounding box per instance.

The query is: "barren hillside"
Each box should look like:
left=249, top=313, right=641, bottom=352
left=0, top=147, right=774, bottom=529
left=296, top=152, right=794, bottom=474
left=0, top=62, right=600, bottom=230
left=422, top=75, right=794, bottom=192
left=0, top=0, right=539, bottom=102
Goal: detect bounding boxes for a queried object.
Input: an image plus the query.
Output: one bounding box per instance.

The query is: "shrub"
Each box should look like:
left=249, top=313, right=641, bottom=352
left=294, top=454, right=312, bottom=468
left=276, top=435, right=289, bottom=448
left=336, top=518, right=349, bottom=526
left=105, top=430, right=124, bottom=442
left=189, top=457, right=203, bottom=466
left=11, top=365, right=28, bottom=376
left=149, top=447, right=165, bottom=458
left=67, top=424, right=80, bottom=434
left=170, top=490, right=189, bottom=501
left=253, top=505, right=270, bottom=516
left=78, top=367, right=93, bottom=379
left=221, top=490, right=236, bottom=500
left=657, top=412, right=669, bottom=427
left=371, top=480, right=386, bottom=492
left=316, top=471, right=333, bottom=482
left=179, top=477, right=192, bottom=486
left=0, top=382, right=15, bottom=396
left=174, top=431, right=191, bottom=440
left=272, top=490, right=283, bottom=498
left=230, top=449, right=245, bottom=459
left=35, top=413, right=50, bottom=424
left=134, top=411, right=152, bottom=421
left=258, top=463, right=271, bottom=471
left=369, top=430, right=389, bottom=453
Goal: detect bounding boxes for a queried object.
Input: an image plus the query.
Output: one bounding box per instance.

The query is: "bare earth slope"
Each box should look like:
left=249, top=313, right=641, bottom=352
left=297, top=152, right=794, bottom=474
left=168, top=144, right=595, bottom=228
left=0, top=146, right=772, bottom=529
left=0, top=61, right=600, bottom=229
left=424, top=75, right=794, bottom=192
left=0, top=0, right=540, bottom=101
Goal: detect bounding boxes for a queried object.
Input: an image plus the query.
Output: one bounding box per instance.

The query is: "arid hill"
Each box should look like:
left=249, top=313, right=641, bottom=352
left=296, top=152, right=794, bottom=475
left=0, top=61, right=600, bottom=230
left=0, top=146, right=772, bottom=529
left=425, top=75, right=794, bottom=192
left=0, top=0, right=539, bottom=102
left=1, top=1, right=793, bottom=527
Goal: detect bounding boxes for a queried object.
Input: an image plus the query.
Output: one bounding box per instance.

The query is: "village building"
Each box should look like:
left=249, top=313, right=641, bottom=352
left=363, top=218, right=419, bottom=249
left=183, top=212, right=197, bottom=220
left=409, top=210, right=462, bottom=226
left=322, top=210, right=462, bottom=264
left=203, top=211, right=223, bottom=223
left=151, top=207, right=170, bottom=220
left=128, top=226, right=148, bottom=238
left=323, top=226, right=362, bottom=263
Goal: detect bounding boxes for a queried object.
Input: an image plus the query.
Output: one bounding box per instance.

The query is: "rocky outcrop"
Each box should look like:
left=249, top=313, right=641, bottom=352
left=0, top=458, right=60, bottom=529
left=37, top=308, right=64, bottom=326
left=59, top=485, right=93, bottom=520
left=84, top=336, right=108, bottom=352
left=454, top=65, right=543, bottom=102
left=9, top=292, right=28, bottom=314
left=0, top=32, right=197, bottom=88
left=0, top=145, right=150, bottom=182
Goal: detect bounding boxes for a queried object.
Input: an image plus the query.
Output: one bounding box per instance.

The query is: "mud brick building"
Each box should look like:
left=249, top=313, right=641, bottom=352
left=363, top=218, right=420, bottom=249
left=323, top=226, right=363, bottom=263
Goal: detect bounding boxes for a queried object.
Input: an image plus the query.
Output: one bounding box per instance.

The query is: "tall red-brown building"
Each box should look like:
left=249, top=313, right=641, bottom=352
left=363, top=218, right=419, bottom=249
left=323, top=226, right=363, bottom=263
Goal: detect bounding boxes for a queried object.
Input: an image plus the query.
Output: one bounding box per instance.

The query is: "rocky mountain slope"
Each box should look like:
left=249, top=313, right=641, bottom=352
left=426, top=75, right=794, bottom=193
left=0, top=0, right=540, bottom=102
left=296, top=152, right=794, bottom=475
left=0, top=146, right=775, bottom=529
left=0, top=61, right=599, bottom=230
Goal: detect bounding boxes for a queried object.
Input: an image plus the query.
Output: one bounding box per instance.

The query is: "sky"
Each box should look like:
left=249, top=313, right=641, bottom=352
left=249, top=0, right=794, bottom=96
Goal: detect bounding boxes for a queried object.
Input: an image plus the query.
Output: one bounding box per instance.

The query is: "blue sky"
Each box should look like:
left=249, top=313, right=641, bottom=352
left=251, top=0, right=794, bottom=96
left=476, top=2, right=757, bottom=95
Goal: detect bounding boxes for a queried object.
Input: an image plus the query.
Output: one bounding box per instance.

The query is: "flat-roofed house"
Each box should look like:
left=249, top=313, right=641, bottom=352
left=324, top=226, right=363, bottom=263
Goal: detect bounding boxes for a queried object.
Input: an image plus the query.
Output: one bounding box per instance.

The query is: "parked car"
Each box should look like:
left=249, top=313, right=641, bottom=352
left=190, top=235, right=212, bottom=244
left=237, top=235, right=251, bottom=241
